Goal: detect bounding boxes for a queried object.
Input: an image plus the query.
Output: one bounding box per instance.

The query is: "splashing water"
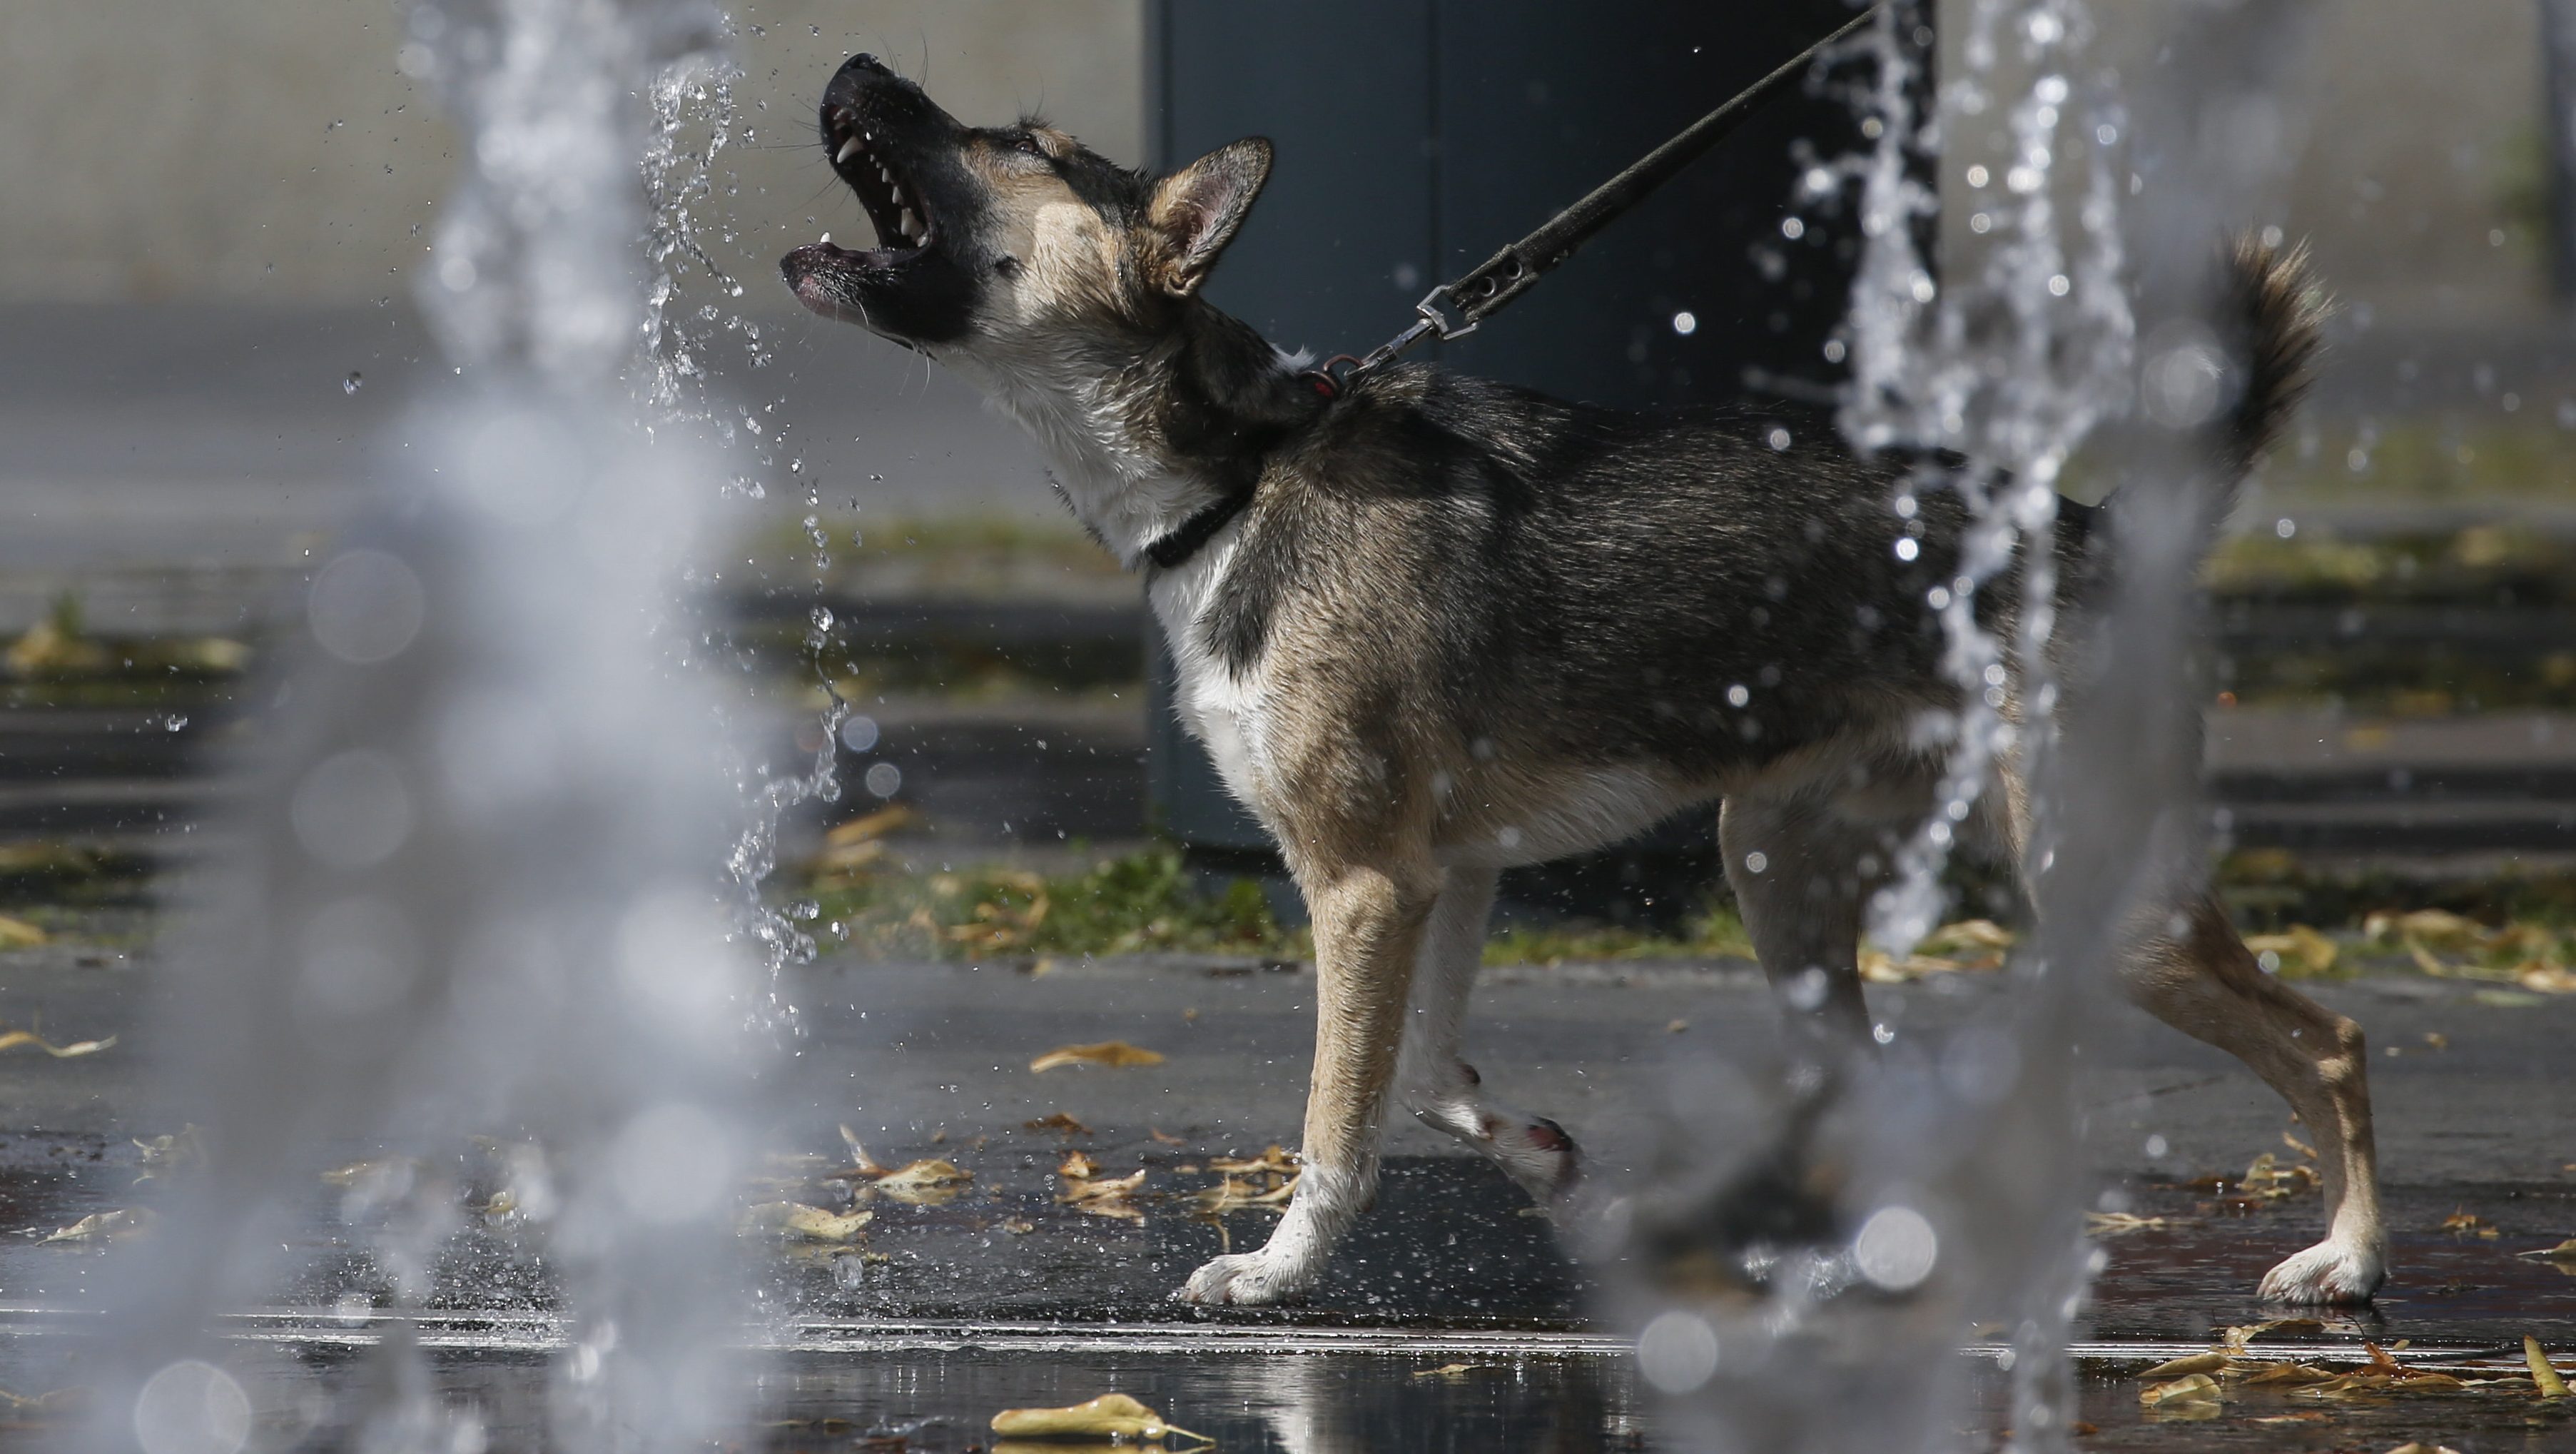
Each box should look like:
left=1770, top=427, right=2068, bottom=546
left=87, top=1, right=766, bottom=1450
left=1611, top=4, right=2333, bottom=1452
left=1840, top=0, right=2134, bottom=959
left=637, top=26, right=851, bottom=1011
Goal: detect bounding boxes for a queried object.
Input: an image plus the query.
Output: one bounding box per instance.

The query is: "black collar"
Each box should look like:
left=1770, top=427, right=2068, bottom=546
left=1142, top=486, right=1255, bottom=571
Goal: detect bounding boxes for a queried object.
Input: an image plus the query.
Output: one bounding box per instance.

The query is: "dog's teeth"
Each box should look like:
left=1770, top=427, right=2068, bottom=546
left=888, top=181, right=904, bottom=206
left=819, top=231, right=832, bottom=246
left=901, top=208, right=921, bottom=241
left=835, top=136, right=862, bottom=164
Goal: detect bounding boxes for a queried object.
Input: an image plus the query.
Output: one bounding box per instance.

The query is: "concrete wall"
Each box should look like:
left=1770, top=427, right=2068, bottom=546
left=0, top=0, right=2549, bottom=321
left=0, top=0, right=1143, bottom=306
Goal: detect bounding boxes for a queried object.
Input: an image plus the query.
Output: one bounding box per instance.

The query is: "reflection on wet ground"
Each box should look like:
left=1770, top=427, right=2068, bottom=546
left=3, top=934, right=2572, bottom=1448
left=2, top=1132, right=2572, bottom=1450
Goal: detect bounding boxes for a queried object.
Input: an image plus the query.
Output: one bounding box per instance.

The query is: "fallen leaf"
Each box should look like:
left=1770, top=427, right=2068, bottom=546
left=2085, top=1211, right=2176, bottom=1236
left=2442, top=1209, right=2492, bottom=1235
left=2368, top=908, right=2484, bottom=950
left=2519, top=963, right=2576, bottom=994
left=39, top=1208, right=156, bottom=1244
left=1024, top=1112, right=1092, bottom=1137
left=1000, top=1218, right=1035, bottom=1235
left=2137, top=1351, right=2228, bottom=1378
left=2517, top=1238, right=2576, bottom=1263
left=2245, top=923, right=2338, bottom=976
left=2237, top=1152, right=2318, bottom=1201
left=320, top=1156, right=423, bottom=1188
left=2246, top=1411, right=2329, bottom=1425
left=1192, top=1171, right=1299, bottom=1213
left=132, top=1125, right=206, bottom=1180
left=1411, top=1363, right=1481, bottom=1379
left=989, top=1393, right=1207, bottom=1443
left=1057, top=1168, right=1146, bottom=1205
left=824, top=804, right=916, bottom=847
left=2237, top=1362, right=2340, bottom=1387
left=2219, top=1318, right=2324, bottom=1352
left=1921, top=918, right=2015, bottom=953
left=0, top=1385, right=87, bottom=1416
left=2530, top=1336, right=2572, bottom=1399
left=1148, top=1127, right=1187, bottom=1146
left=739, top=1202, right=874, bottom=1243
left=1030, top=1041, right=1165, bottom=1073
left=1666, top=1018, right=1689, bottom=1033
left=2137, top=1373, right=2222, bottom=1408
left=873, top=1158, right=970, bottom=1189
left=2421, top=1031, right=2448, bottom=1051
left=2471, top=989, right=2545, bottom=1008
left=1208, top=1145, right=1297, bottom=1176
left=1058, top=1151, right=1100, bottom=1181
left=0, top=1027, right=114, bottom=1059
left=0, top=915, right=46, bottom=949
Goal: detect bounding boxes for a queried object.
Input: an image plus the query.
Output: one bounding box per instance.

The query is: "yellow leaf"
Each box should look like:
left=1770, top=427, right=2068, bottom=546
left=0, top=1028, right=113, bottom=1058
left=39, top=1208, right=156, bottom=1244
left=2517, top=1238, right=2576, bottom=1264
left=0, top=916, right=46, bottom=948
left=2084, top=1211, right=2174, bottom=1236
left=2236, top=1362, right=2338, bottom=1387
left=1030, top=1041, right=1165, bottom=1072
left=990, top=1393, right=1207, bottom=1443
left=873, top=1158, right=971, bottom=1188
left=2244, top=924, right=2337, bottom=976
left=1057, top=1168, right=1145, bottom=1205
left=320, top=1155, right=422, bottom=1188
left=2530, top=1336, right=2572, bottom=1399
left=1412, top=1363, right=1481, bottom=1379
left=2137, top=1373, right=2221, bottom=1408
left=2137, top=1352, right=2229, bottom=1379
left=823, top=804, right=917, bottom=847
left=1058, top=1150, right=1100, bottom=1181
left=2518, top=963, right=2576, bottom=994
left=1208, top=1145, right=1297, bottom=1175
left=1192, top=1170, right=1299, bottom=1213
left=738, top=1202, right=873, bottom=1243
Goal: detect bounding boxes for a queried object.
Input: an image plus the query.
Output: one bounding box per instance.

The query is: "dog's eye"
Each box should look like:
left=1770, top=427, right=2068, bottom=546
left=1012, top=133, right=1049, bottom=159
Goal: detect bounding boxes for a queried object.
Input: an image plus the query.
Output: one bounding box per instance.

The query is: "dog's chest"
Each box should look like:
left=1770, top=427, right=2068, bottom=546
left=1147, top=537, right=1267, bottom=808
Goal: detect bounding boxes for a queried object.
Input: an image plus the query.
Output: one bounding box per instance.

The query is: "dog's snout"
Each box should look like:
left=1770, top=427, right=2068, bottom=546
left=839, top=54, right=894, bottom=79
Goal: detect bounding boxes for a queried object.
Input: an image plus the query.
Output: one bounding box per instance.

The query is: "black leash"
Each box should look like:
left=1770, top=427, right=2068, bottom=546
left=1149, top=6, right=1877, bottom=570
left=1302, top=5, right=1878, bottom=399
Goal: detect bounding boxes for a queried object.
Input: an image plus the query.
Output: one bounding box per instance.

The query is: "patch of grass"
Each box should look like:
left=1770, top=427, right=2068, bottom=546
left=806, top=845, right=1298, bottom=960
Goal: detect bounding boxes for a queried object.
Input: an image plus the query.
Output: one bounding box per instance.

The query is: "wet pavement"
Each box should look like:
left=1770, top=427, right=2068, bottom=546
left=1, top=925, right=2572, bottom=1447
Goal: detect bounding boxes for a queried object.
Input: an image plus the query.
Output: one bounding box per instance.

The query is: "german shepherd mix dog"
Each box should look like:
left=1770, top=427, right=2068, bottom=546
left=781, top=54, right=2385, bottom=1308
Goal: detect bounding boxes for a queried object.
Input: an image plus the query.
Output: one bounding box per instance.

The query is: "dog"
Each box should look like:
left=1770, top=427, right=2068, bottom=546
left=780, top=53, right=2385, bottom=1309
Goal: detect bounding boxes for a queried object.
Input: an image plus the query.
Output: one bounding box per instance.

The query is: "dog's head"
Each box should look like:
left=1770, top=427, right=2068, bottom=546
left=780, top=54, right=1271, bottom=365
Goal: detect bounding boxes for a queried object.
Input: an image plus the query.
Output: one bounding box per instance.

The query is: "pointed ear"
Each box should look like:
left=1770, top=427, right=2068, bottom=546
left=1146, top=137, right=1273, bottom=297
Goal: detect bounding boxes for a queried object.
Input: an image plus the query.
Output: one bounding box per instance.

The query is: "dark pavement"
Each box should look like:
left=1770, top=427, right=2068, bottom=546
left=0, top=925, right=2570, bottom=1450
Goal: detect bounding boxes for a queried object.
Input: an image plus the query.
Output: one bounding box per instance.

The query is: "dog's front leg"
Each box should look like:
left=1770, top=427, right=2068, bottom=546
left=1177, top=859, right=1434, bottom=1306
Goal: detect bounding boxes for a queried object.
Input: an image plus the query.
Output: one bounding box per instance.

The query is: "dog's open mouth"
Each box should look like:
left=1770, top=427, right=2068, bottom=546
left=815, top=104, right=934, bottom=267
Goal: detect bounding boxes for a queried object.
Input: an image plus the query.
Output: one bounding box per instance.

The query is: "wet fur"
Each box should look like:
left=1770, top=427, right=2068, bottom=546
left=784, top=57, right=2384, bottom=1308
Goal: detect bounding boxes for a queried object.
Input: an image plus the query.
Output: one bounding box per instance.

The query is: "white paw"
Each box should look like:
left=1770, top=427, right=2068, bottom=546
left=2258, top=1240, right=2385, bottom=1305
left=1176, top=1248, right=1313, bottom=1306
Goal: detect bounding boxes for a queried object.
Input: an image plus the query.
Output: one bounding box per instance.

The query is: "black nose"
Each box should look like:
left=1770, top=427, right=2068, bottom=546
left=841, top=54, right=893, bottom=79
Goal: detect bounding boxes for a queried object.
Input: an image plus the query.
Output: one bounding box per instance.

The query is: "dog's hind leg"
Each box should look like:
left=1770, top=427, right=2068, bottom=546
left=1396, top=866, right=1582, bottom=1205
left=1177, top=855, right=1438, bottom=1306
left=1719, top=787, right=1881, bottom=1051
left=2119, top=893, right=2386, bottom=1303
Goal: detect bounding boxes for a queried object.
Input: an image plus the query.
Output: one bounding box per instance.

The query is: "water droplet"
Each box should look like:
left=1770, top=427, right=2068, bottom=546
left=863, top=762, right=902, bottom=798
left=343, top=371, right=364, bottom=395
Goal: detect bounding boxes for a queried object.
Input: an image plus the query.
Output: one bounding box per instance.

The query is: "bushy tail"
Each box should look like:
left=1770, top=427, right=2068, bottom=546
left=2214, top=233, right=2328, bottom=486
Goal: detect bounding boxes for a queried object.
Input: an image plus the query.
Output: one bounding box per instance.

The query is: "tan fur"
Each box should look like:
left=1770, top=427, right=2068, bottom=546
left=784, top=66, right=2383, bottom=1308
